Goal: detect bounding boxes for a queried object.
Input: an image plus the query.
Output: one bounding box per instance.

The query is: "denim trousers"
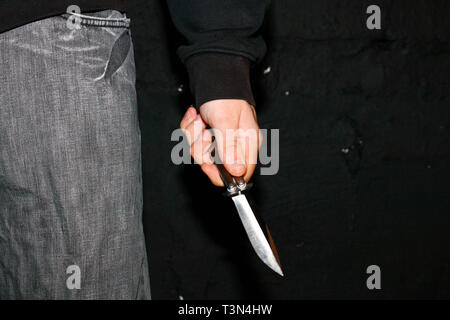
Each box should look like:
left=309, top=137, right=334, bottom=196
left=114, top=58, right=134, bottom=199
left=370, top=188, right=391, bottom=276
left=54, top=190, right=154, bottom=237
left=0, top=10, right=151, bottom=299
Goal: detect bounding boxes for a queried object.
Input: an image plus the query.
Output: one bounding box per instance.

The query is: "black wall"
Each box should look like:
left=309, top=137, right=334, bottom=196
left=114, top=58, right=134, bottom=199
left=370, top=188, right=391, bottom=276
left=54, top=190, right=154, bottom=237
left=127, top=0, right=450, bottom=299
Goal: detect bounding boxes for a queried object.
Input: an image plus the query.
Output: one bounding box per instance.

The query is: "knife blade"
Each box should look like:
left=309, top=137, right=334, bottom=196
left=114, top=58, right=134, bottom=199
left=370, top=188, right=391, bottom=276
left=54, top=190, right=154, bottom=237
left=210, top=144, right=284, bottom=276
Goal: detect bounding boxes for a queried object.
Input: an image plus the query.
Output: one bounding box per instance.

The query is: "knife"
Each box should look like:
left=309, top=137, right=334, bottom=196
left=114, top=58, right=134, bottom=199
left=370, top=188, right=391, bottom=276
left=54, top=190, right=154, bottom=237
left=209, top=142, right=284, bottom=276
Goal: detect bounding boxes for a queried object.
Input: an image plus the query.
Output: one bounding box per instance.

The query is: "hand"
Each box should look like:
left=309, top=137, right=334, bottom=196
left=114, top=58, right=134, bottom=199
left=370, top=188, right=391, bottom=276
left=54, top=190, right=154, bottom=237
left=180, top=99, right=262, bottom=186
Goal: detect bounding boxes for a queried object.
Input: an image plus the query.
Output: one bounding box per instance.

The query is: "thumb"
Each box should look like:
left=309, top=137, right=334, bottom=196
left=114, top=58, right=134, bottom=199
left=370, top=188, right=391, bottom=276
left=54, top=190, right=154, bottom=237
left=213, top=125, right=246, bottom=177
left=200, top=99, right=247, bottom=178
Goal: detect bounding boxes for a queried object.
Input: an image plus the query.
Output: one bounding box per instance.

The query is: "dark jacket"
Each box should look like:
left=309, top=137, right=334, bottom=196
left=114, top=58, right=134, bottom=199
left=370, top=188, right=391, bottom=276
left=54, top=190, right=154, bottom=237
left=0, top=0, right=270, bottom=107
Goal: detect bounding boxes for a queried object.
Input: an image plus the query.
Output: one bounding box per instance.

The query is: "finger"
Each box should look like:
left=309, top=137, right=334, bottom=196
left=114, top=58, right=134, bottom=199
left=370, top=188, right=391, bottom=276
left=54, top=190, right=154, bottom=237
left=182, top=114, right=206, bottom=147
left=213, top=128, right=247, bottom=177
left=191, top=128, right=213, bottom=165
left=200, top=163, right=224, bottom=187
left=225, top=136, right=246, bottom=177
left=180, top=106, right=198, bottom=130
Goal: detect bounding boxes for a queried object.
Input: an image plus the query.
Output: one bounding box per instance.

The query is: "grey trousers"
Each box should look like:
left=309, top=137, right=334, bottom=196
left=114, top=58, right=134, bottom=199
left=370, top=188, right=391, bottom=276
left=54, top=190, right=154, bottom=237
left=0, top=10, right=151, bottom=299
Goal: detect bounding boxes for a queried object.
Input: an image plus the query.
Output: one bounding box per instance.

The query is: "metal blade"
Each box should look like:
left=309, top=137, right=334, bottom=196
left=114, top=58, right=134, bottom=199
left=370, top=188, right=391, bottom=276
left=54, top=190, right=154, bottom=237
left=231, top=194, right=284, bottom=276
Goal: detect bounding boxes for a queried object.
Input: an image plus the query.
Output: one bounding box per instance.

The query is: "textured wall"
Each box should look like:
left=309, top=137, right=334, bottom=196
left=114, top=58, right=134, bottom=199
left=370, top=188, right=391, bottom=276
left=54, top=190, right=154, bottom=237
left=127, top=0, right=450, bottom=299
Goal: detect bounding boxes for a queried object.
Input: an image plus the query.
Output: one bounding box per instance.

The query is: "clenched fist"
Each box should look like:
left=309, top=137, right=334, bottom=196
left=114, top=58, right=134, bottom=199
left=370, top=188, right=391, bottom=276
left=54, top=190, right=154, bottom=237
left=180, top=99, right=262, bottom=186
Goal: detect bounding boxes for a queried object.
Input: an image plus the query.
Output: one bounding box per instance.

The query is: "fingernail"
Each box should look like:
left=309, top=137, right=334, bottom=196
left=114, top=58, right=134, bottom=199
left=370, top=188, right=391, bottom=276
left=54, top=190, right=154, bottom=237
left=230, top=163, right=246, bottom=175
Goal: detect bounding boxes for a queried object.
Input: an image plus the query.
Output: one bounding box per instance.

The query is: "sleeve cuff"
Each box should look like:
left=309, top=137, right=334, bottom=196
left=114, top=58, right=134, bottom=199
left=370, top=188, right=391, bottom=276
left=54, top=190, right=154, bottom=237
left=184, top=52, right=256, bottom=108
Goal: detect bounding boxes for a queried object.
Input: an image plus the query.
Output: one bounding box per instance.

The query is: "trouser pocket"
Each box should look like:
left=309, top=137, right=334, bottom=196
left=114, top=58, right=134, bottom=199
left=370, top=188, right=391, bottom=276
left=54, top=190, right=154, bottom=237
left=61, top=9, right=134, bottom=81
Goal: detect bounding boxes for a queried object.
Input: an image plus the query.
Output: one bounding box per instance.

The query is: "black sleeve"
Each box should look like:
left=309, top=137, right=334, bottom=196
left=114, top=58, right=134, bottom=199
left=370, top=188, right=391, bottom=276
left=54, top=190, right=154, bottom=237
left=166, top=0, right=270, bottom=108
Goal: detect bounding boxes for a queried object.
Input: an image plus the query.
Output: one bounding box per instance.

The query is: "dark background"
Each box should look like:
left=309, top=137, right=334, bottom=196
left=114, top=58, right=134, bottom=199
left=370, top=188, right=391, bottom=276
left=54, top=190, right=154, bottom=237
left=127, top=0, right=449, bottom=299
